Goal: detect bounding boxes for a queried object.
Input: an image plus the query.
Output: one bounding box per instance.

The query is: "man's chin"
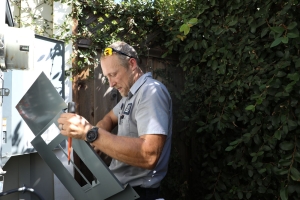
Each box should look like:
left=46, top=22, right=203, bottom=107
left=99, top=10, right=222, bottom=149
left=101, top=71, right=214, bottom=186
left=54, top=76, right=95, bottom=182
left=118, top=91, right=127, bottom=97
left=117, top=89, right=129, bottom=97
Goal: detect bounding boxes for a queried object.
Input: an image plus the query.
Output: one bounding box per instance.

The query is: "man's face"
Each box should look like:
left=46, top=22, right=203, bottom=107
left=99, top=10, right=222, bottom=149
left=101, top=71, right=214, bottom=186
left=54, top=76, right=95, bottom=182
left=101, top=55, right=134, bottom=97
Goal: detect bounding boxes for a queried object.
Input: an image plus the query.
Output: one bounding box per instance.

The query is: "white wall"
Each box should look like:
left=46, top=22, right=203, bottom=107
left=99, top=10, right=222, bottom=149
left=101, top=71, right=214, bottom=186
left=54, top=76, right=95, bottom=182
left=53, top=1, right=73, bottom=103
left=3, top=1, right=74, bottom=199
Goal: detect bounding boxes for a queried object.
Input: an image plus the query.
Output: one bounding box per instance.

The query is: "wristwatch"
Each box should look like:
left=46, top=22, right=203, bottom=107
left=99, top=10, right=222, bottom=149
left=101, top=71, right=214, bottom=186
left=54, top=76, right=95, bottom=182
left=86, top=126, right=99, bottom=143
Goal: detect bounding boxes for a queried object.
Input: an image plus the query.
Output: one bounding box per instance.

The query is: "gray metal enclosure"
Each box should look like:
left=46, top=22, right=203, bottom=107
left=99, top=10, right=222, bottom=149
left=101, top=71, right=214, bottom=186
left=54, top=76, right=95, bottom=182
left=0, top=34, right=73, bottom=199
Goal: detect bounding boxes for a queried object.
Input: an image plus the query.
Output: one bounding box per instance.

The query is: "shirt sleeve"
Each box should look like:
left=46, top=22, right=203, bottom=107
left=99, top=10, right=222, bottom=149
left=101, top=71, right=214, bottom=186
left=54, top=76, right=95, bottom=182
left=135, top=81, right=171, bottom=136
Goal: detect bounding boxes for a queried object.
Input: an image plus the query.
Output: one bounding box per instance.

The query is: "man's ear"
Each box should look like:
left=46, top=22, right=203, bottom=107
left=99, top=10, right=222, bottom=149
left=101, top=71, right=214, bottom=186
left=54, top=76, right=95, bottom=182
left=129, top=58, right=137, bottom=71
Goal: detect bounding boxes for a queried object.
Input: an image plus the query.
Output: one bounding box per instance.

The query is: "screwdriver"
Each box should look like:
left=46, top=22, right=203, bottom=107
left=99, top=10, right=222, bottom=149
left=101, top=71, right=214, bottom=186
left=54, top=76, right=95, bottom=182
left=67, top=102, right=76, bottom=165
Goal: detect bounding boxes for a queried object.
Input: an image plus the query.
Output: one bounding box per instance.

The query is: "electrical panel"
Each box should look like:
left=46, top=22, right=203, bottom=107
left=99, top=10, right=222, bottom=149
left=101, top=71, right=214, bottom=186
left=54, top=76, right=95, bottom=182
left=0, top=24, right=34, bottom=71
left=1, top=35, right=66, bottom=167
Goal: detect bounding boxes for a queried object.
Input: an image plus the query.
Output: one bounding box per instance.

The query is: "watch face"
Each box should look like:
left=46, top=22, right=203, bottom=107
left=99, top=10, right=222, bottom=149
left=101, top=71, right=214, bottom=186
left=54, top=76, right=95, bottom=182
left=87, top=131, right=96, bottom=140
left=87, top=127, right=98, bottom=142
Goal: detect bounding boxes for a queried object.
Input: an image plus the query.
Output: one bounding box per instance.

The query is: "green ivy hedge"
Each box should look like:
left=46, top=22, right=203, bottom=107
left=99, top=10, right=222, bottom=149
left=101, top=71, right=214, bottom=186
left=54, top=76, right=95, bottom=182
left=64, top=0, right=300, bottom=199
left=161, top=0, right=300, bottom=199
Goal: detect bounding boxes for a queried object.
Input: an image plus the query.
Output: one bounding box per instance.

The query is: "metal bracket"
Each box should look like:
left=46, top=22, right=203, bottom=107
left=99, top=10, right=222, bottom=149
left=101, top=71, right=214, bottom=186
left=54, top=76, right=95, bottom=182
left=0, top=88, right=9, bottom=96
left=0, top=27, right=6, bottom=71
left=0, top=166, right=6, bottom=175
left=16, top=72, right=139, bottom=200
left=0, top=166, right=6, bottom=193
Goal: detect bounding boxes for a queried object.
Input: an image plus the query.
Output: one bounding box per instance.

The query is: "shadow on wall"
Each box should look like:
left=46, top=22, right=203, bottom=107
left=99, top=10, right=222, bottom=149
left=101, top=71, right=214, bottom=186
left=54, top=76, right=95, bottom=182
left=11, top=120, right=35, bottom=155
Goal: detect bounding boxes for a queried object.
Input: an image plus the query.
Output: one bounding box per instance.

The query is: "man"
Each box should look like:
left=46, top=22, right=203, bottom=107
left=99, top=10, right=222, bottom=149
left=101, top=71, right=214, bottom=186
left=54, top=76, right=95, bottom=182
left=57, top=41, right=172, bottom=200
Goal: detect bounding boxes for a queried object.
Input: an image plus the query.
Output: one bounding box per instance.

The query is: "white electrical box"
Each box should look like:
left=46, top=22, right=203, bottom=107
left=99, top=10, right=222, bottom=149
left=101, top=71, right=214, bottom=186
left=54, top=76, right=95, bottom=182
left=0, top=25, right=34, bottom=71
left=1, top=35, right=66, bottom=168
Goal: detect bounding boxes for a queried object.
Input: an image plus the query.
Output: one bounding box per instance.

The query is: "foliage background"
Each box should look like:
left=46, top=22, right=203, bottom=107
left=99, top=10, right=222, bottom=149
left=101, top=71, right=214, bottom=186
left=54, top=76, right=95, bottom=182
left=16, top=0, right=300, bottom=199
left=67, top=0, right=300, bottom=199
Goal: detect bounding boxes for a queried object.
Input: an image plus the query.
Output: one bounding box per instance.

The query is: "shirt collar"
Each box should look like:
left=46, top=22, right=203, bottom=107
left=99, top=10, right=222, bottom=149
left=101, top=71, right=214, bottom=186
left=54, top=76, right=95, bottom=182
left=128, top=72, right=152, bottom=99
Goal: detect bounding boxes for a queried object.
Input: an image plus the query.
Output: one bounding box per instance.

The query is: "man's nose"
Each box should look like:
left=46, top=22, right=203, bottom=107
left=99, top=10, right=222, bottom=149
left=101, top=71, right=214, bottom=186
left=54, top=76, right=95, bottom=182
left=109, top=78, right=116, bottom=87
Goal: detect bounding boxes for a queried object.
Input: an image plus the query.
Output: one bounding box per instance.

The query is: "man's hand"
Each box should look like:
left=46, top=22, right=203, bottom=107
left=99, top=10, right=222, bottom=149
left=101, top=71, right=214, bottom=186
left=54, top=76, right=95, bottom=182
left=57, top=113, right=93, bottom=140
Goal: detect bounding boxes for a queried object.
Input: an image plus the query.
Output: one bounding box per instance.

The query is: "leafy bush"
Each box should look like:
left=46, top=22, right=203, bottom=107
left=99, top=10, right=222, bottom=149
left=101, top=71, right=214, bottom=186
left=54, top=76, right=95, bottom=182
left=161, top=1, right=300, bottom=199
left=60, top=0, right=300, bottom=199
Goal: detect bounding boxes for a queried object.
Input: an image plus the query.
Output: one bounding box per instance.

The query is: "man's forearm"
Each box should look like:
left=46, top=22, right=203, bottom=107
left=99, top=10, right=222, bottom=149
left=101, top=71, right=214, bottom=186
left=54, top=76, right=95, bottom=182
left=95, top=114, right=116, bottom=132
left=92, top=128, right=166, bottom=170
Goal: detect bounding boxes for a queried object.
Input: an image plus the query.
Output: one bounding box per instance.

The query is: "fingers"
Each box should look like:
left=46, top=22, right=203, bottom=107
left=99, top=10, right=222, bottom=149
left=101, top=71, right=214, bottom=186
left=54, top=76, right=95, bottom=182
left=92, top=145, right=102, bottom=155
left=57, top=113, right=91, bottom=141
left=59, top=123, right=63, bottom=130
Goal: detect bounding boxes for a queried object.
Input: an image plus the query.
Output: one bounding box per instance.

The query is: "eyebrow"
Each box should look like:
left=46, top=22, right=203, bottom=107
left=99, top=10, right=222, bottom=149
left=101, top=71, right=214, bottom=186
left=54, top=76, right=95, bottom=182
left=107, top=72, right=117, bottom=77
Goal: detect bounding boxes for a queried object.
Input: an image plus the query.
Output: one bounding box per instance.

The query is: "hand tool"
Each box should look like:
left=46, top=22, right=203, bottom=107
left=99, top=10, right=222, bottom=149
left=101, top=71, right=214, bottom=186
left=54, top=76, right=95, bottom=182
left=67, top=102, right=76, bottom=165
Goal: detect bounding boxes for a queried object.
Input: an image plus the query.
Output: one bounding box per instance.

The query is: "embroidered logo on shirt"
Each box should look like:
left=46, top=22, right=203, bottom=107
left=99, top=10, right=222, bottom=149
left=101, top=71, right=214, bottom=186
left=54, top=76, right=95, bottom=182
left=124, top=103, right=132, bottom=115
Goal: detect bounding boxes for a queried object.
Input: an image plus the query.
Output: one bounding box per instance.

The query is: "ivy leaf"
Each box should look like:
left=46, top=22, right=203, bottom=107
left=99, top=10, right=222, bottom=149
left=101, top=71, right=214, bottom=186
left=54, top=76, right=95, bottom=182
left=287, top=22, right=297, bottom=30
left=287, top=73, right=299, bottom=81
left=270, top=26, right=285, bottom=34
left=219, top=96, right=225, bottom=102
left=228, top=19, right=238, bottom=27
left=283, top=125, right=288, bottom=134
left=229, top=139, right=241, bottom=145
left=277, top=71, right=286, bottom=77
left=280, top=187, right=288, bottom=200
left=218, top=65, right=226, bottom=74
left=202, top=40, right=208, bottom=49
left=288, top=119, right=297, bottom=127
left=246, top=192, right=251, bottom=199
left=257, top=151, right=264, bottom=156
left=176, top=34, right=186, bottom=41
left=237, top=191, right=243, bottom=199
left=254, top=134, right=261, bottom=145
left=287, top=33, right=299, bottom=38
left=251, top=126, right=261, bottom=134
left=274, top=130, right=281, bottom=140
left=285, top=82, right=295, bottom=93
left=270, top=37, right=282, bottom=48
left=288, top=119, right=298, bottom=131
left=258, top=186, right=267, bottom=193
left=188, top=18, right=198, bottom=25
left=276, top=51, right=284, bottom=57
left=214, top=192, right=221, bottom=200
left=213, top=27, right=224, bottom=35
left=248, top=169, right=253, bottom=177
left=245, top=105, right=255, bottom=111
left=279, top=141, right=294, bottom=151
left=295, top=153, right=300, bottom=163
left=258, top=168, right=266, bottom=174
left=197, top=121, right=206, bottom=126
left=290, top=167, right=300, bottom=181
left=217, top=181, right=227, bottom=191
left=281, top=36, right=289, bottom=44
left=180, top=24, right=190, bottom=35
left=205, top=194, right=213, bottom=200
left=281, top=115, right=287, bottom=123
left=161, top=52, right=169, bottom=58
left=261, top=27, right=269, bottom=38
left=252, top=156, right=258, bottom=162
left=225, top=146, right=234, bottom=151
left=295, top=59, right=300, bottom=68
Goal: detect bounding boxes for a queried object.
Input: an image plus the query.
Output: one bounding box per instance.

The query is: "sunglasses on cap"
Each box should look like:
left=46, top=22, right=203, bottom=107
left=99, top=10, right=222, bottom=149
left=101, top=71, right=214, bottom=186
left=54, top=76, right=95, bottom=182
left=103, top=47, right=135, bottom=58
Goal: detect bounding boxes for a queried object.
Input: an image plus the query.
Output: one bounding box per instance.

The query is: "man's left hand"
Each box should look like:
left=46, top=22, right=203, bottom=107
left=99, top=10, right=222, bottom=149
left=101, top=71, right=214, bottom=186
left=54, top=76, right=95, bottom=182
left=57, top=113, right=93, bottom=141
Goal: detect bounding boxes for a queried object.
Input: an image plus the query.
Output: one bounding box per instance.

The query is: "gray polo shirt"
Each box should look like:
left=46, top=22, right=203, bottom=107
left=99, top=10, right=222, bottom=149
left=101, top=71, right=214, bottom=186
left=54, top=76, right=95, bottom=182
left=110, top=72, right=172, bottom=188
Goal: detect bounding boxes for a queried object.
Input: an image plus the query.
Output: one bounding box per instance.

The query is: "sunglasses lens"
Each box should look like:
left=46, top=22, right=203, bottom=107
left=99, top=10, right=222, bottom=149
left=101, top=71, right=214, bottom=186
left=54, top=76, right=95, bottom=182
left=103, top=47, right=133, bottom=59
left=104, top=48, right=112, bottom=56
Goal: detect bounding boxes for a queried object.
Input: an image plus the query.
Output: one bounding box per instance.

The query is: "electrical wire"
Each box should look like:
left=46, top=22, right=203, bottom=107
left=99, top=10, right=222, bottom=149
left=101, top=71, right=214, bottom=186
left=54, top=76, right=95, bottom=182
left=0, top=185, right=44, bottom=200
